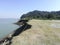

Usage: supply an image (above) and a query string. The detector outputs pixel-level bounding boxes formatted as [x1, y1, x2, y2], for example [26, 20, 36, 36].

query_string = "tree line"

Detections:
[20, 10, 60, 20]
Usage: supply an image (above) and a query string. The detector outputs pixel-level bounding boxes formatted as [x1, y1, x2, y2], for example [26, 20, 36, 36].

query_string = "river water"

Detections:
[0, 18, 19, 39]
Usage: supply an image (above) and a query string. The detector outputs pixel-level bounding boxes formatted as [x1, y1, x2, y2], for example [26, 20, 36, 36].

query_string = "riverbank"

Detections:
[0, 19, 60, 45]
[0, 20, 29, 45]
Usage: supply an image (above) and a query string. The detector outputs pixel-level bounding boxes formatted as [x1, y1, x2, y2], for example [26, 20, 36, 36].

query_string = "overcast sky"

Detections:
[0, 0, 60, 18]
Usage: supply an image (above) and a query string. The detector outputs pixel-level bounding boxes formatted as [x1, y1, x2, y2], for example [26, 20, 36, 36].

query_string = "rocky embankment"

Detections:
[0, 20, 31, 45]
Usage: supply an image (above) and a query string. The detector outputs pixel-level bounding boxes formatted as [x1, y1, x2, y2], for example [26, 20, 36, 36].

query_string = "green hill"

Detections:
[21, 10, 60, 20]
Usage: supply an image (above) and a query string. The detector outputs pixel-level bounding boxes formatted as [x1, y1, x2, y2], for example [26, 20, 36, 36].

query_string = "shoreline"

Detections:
[0, 20, 29, 45]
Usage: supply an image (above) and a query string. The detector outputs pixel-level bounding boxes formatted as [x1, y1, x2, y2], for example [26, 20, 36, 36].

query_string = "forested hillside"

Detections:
[21, 10, 60, 20]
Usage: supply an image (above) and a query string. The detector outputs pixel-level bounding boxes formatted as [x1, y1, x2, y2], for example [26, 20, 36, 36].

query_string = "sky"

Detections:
[0, 0, 60, 18]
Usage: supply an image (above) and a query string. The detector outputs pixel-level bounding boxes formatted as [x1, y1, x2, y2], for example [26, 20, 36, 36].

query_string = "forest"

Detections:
[21, 10, 60, 20]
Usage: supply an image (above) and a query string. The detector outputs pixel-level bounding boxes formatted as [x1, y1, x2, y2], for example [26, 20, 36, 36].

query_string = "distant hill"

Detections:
[20, 10, 60, 20]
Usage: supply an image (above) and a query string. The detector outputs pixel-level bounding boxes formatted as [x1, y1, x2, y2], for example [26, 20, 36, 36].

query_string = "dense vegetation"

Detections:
[20, 10, 60, 20]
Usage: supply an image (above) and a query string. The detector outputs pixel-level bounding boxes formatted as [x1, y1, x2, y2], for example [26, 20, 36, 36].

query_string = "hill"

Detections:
[21, 10, 60, 20]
